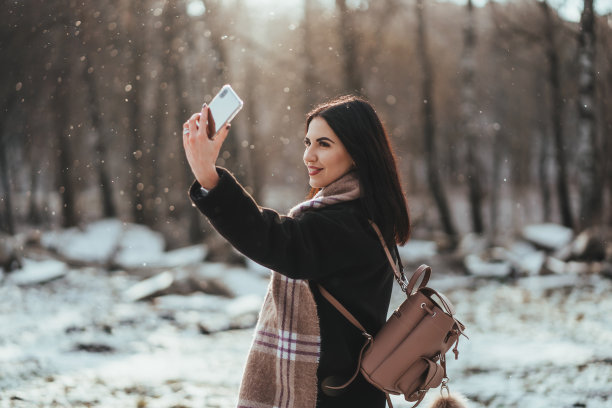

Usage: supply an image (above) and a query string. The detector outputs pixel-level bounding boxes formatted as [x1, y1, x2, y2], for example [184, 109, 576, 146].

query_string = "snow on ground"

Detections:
[2, 220, 611, 407]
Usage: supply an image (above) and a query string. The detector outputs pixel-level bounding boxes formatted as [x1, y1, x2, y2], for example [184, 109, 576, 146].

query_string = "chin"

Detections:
[308, 179, 324, 189]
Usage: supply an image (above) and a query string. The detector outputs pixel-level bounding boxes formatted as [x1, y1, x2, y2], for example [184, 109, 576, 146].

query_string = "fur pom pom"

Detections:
[427, 393, 469, 408]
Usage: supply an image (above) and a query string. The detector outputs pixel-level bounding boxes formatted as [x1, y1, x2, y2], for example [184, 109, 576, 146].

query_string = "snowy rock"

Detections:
[426, 275, 475, 293]
[522, 223, 573, 251]
[226, 294, 263, 329]
[245, 258, 272, 278]
[0, 233, 22, 271]
[154, 293, 230, 312]
[464, 254, 511, 278]
[40, 219, 124, 265]
[457, 233, 488, 257]
[40, 219, 208, 271]
[569, 227, 608, 261]
[397, 240, 437, 264]
[9, 258, 68, 286]
[113, 224, 166, 269]
[124, 272, 174, 302]
[517, 274, 595, 293]
[497, 242, 546, 276]
[544, 257, 603, 275]
[150, 245, 207, 268]
[225, 294, 263, 318]
[197, 314, 233, 334]
[195, 263, 270, 298]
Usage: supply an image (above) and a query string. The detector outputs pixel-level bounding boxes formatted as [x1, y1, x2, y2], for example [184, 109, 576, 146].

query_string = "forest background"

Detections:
[1, 0, 611, 254]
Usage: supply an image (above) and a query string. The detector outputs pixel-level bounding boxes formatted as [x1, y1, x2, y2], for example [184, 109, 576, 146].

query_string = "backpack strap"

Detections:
[368, 220, 408, 290]
[317, 284, 376, 394]
[317, 220, 404, 407]
[317, 285, 368, 334]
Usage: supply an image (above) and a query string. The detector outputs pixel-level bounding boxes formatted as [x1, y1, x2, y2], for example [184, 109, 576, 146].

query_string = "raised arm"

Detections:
[189, 168, 381, 281]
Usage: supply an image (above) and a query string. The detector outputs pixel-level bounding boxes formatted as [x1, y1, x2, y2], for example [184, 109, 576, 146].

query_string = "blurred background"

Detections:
[1, 0, 611, 248]
[1, 1, 612, 407]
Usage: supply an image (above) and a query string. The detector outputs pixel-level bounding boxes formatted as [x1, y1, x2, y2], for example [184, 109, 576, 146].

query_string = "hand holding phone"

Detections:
[206, 84, 243, 137]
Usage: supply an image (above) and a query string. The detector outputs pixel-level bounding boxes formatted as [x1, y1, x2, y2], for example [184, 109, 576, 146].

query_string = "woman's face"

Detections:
[303, 117, 354, 189]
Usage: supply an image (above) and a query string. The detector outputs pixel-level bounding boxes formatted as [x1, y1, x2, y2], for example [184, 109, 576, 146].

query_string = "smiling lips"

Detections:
[308, 166, 323, 176]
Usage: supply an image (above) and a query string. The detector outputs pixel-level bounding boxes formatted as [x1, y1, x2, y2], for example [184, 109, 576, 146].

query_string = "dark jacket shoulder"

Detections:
[190, 168, 384, 282]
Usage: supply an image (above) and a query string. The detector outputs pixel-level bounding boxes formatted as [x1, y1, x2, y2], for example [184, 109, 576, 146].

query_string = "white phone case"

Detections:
[208, 84, 244, 134]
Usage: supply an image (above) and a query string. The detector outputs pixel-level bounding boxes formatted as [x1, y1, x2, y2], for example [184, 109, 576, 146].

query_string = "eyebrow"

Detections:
[304, 136, 336, 144]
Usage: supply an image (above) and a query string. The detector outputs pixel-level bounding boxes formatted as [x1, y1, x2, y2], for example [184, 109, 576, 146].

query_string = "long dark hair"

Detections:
[306, 95, 410, 245]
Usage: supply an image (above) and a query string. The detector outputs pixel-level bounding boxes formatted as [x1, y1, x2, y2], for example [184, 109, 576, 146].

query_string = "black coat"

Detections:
[189, 168, 394, 408]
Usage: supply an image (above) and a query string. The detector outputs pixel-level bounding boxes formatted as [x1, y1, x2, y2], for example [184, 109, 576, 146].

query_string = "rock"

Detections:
[113, 224, 166, 269]
[543, 257, 603, 275]
[226, 294, 263, 330]
[124, 272, 174, 302]
[497, 242, 546, 276]
[40, 219, 124, 265]
[245, 258, 272, 278]
[602, 264, 612, 280]
[9, 259, 68, 286]
[204, 234, 246, 266]
[464, 253, 511, 278]
[73, 343, 115, 353]
[397, 240, 438, 264]
[0, 233, 22, 271]
[226, 294, 263, 318]
[150, 245, 207, 269]
[522, 224, 573, 251]
[197, 314, 232, 334]
[154, 293, 230, 312]
[569, 227, 608, 261]
[195, 263, 270, 298]
[517, 274, 595, 293]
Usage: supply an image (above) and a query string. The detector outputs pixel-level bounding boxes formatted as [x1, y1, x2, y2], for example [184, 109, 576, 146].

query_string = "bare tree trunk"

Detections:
[606, 53, 612, 226]
[336, 0, 362, 94]
[0, 140, 15, 234]
[540, 0, 574, 229]
[53, 73, 78, 228]
[152, 0, 176, 225]
[415, 0, 458, 247]
[303, 0, 317, 111]
[488, 125, 502, 245]
[576, 0, 600, 229]
[460, 0, 484, 234]
[27, 168, 43, 225]
[534, 75, 552, 222]
[203, 0, 241, 178]
[235, 63, 261, 202]
[126, 1, 146, 225]
[83, 60, 116, 218]
[0, 94, 17, 234]
[537, 128, 552, 223]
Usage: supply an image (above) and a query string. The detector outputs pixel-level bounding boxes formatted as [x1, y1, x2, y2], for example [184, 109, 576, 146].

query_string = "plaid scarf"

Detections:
[237, 171, 360, 408]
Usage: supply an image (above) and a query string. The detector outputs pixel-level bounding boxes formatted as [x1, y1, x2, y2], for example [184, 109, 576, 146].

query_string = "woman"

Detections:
[182, 95, 410, 408]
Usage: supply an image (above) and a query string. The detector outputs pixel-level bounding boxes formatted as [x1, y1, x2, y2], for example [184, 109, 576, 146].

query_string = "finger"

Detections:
[213, 123, 231, 148]
[206, 106, 216, 139]
[188, 113, 198, 137]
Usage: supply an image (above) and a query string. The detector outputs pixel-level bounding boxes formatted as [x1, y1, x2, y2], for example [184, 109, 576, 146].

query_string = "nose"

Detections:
[303, 144, 316, 164]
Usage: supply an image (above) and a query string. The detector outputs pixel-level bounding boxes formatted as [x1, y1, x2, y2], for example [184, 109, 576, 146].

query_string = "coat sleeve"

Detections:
[189, 168, 381, 281]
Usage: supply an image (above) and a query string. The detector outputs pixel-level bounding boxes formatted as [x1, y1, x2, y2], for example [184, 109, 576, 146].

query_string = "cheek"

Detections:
[331, 150, 353, 171]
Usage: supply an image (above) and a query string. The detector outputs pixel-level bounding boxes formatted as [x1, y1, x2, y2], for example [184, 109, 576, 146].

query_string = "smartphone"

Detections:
[207, 84, 243, 135]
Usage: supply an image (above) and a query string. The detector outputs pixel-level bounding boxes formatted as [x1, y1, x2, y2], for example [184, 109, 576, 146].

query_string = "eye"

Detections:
[304, 138, 311, 147]
[318, 141, 330, 148]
